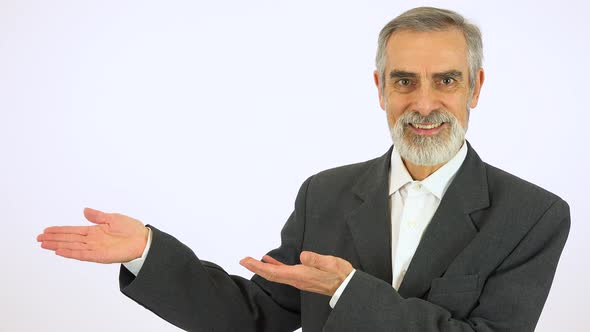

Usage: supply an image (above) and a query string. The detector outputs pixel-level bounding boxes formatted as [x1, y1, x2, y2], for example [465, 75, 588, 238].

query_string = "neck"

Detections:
[402, 159, 445, 181]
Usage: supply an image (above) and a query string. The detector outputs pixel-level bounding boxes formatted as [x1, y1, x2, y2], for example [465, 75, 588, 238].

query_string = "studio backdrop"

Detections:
[1, 0, 588, 331]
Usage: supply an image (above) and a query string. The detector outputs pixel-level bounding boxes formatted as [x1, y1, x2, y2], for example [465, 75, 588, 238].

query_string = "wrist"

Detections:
[133, 226, 150, 260]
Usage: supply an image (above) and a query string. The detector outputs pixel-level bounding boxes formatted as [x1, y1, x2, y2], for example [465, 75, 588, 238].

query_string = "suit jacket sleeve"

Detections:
[323, 198, 570, 332]
[118, 176, 314, 332]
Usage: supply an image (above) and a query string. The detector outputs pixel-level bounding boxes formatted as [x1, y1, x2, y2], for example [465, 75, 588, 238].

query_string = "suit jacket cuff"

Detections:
[122, 226, 153, 276]
[324, 269, 404, 331]
[329, 269, 356, 308]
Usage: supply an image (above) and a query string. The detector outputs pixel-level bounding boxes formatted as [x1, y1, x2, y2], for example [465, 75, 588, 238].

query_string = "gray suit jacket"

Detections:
[119, 142, 570, 331]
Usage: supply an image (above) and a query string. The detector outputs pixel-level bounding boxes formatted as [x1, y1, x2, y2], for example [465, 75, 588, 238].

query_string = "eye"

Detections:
[397, 79, 412, 86]
[441, 77, 455, 85]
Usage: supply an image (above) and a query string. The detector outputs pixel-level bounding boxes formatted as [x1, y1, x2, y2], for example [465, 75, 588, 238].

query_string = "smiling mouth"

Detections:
[410, 122, 444, 129]
[408, 122, 447, 135]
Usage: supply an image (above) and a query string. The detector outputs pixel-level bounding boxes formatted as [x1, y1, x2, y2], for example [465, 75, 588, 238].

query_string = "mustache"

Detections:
[398, 110, 456, 125]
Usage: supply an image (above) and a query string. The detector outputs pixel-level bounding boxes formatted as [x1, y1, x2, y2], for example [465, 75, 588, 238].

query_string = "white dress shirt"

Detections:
[123, 226, 152, 276]
[125, 143, 468, 309]
[329, 142, 467, 307]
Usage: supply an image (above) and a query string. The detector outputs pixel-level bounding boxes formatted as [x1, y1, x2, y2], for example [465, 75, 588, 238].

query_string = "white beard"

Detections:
[390, 109, 467, 166]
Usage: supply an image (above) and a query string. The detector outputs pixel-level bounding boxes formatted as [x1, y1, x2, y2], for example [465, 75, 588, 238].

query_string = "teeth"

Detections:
[412, 122, 442, 129]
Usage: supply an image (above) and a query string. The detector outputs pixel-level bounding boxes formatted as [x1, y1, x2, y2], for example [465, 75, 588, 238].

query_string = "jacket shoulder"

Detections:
[484, 162, 568, 213]
[309, 155, 383, 191]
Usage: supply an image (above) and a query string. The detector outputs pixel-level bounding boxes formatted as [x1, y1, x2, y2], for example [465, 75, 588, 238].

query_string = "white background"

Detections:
[1, 0, 588, 331]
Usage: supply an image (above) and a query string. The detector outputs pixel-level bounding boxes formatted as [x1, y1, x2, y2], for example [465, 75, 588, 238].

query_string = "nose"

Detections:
[412, 83, 442, 116]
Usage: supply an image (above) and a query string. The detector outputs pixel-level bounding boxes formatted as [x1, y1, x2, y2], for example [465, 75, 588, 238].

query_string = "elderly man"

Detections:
[37, 7, 569, 332]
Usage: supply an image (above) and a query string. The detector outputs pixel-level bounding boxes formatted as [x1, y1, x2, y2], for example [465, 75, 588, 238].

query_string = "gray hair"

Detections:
[376, 7, 483, 96]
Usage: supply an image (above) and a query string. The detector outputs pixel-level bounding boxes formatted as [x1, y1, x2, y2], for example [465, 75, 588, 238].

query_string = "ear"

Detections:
[374, 70, 386, 110]
[469, 68, 485, 109]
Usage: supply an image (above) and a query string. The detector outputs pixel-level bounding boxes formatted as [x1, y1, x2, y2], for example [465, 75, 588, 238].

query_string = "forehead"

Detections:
[385, 28, 468, 72]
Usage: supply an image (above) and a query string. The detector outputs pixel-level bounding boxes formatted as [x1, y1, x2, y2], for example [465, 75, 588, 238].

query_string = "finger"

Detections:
[241, 257, 332, 295]
[41, 226, 90, 236]
[37, 233, 88, 243]
[241, 257, 310, 284]
[83, 207, 110, 224]
[240, 257, 264, 271]
[41, 241, 89, 251]
[240, 257, 288, 282]
[55, 248, 96, 262]
[261, 255, 285, 266]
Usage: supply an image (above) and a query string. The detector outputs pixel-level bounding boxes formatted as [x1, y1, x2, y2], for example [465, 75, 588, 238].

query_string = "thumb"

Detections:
[83, 207, 110, 224]
[300, 251, 329, 269]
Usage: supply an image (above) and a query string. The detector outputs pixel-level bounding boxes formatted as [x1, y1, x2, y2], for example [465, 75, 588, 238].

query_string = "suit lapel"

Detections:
[397, 141, 490, 298]
[345, 146, 393, 284]
[344, 142, 490, 296]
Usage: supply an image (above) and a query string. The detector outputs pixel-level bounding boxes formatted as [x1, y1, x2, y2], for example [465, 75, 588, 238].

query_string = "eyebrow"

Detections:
[389, 69, 464, 81]
[389, 70, 417, 79]
[433, 70, 463, 81]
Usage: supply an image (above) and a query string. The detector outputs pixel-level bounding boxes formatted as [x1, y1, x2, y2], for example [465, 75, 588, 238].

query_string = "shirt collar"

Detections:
[389, 141, 468, 200]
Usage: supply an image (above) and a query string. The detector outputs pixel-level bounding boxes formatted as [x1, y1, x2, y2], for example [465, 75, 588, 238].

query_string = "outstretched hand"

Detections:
[37, 207, 149, 264]
[240, 251, 353, 296]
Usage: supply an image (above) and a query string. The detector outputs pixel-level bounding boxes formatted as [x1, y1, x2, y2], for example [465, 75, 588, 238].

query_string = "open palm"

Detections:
[37, 207, 149, 264]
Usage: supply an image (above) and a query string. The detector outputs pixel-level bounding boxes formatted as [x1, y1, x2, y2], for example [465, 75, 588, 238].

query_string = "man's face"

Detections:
[374, 28, 484, 166]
